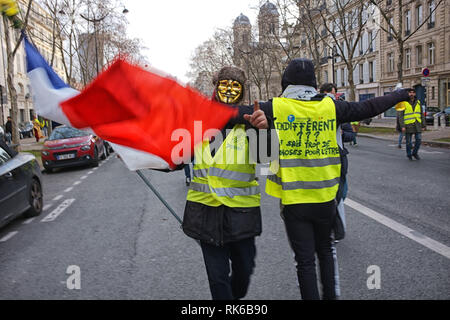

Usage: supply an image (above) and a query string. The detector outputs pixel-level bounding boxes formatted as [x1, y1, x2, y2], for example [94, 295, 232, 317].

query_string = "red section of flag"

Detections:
[60, 59, 237, 169]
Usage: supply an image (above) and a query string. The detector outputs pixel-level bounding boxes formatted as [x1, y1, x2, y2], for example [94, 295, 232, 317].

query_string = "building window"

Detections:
[369, 61, 374, 82]
[359, 64, 364, 84]
[416, 45, 423, 66]
[340, 68, 345, 87]
[324, 70, 329, 83]
[368, 31, 373, 52]
[428, 42, 435, 65]
[432, 86, 435, 100]
[428, 1, 436, 28]
[387, 17, 394, 41]
[387, 0, 392, 5]
[405, 9, 411, 34]
[416, 5, 423, 27]
[388, 53, 394, 72]
[405, 48, 411, 69]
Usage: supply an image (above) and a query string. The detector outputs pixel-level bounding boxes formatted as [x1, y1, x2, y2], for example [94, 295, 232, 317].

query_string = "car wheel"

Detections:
[100, 146, 107, 160]
[24, 178, 43, 217]
[91, 147, 99, 167]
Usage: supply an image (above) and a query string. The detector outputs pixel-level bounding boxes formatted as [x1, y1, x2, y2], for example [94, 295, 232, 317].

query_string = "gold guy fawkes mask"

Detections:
[216, 79, 243, 104]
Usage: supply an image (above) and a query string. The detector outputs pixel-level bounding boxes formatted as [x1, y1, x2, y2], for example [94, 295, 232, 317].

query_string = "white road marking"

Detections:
[23, 218, 36, 225]
[73, 181, 81, 186]
[43, 203, 53, 211]
[53, 195, 63, 201]
[80, 176, 88, 180]
[346, 199, 450, 260]
[0, 231, 19, 242]
[88, 171, 94, 174]
[64, 187, 73, 193]
[41, 199, 76, 223]
[388, 145, 443, 154]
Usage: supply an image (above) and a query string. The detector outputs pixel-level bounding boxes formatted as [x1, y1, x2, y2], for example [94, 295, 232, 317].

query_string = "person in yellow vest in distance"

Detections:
[182, 66, 269, 300]
[350, 121, 360, 146]
[241, 58, 411, 300]
[398, 89, 426, 160]
[32, 116, 43, 143]
[395, 100, 407, 148]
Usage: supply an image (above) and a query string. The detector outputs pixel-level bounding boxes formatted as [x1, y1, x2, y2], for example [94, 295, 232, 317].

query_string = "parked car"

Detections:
[444, 107, 450, 126]
[0, 140, 43, 228]
[41, 126, 106, 173]
[0, 126, 4, 143]
[19, 121, 34, 139]
[362, 118, 372, 125]
[424, 106, 441, 125]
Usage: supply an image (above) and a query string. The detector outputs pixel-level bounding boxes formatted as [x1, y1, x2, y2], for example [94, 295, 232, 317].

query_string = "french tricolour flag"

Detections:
[25, 36, 237, 171]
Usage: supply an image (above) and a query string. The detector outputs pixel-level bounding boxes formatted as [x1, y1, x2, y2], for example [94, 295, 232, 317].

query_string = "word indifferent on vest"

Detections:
[276, 118, 339, 157]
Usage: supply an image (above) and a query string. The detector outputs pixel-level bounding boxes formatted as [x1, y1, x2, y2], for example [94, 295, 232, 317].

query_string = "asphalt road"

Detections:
[0, 137, 449, 300]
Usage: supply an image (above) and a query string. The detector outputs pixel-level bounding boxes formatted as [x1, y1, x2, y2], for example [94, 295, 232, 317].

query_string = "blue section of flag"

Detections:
[24, 36, 69, 89]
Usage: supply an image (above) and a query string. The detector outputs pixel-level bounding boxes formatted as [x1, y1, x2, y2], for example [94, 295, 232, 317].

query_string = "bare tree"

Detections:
[369, 0, 444, 83]
[295, 0, 376, 101]
[3, 0, 33, 147]
[187, 28, 234, 95]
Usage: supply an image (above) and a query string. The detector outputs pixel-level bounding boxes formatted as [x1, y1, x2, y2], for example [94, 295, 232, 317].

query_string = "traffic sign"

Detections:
[422, 68, 430, 77]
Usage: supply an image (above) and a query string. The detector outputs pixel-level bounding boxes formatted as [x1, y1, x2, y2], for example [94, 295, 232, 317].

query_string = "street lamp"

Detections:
[326, 48, 340, 84]
[79, 7, 128, 75]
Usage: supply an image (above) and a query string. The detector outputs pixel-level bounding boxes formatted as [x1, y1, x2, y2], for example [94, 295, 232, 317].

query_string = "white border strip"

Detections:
[346, 199, 450, 260]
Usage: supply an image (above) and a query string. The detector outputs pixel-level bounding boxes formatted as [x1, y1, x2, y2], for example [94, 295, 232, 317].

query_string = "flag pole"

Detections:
[136, 170, 183, 225]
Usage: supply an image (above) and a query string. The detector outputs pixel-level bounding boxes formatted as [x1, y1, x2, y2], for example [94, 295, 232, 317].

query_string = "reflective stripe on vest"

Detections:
[404, 101, 422, 125]
[187, 124, 261, 208]
[266, 97, 341, 205]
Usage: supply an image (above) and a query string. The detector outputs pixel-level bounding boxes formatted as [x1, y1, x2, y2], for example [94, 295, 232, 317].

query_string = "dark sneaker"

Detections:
[185, 177, 191, 186]
[413, 154, 421, 160]
[407, 156, 413, 161]
[398, 145, 402, 149]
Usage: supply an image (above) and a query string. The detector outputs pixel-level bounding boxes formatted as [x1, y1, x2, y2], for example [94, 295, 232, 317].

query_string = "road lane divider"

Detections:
[0, 231, 19, 242]
[64, 187, 73, 193]
[23, 218, 36, 225]
[41, 199, 76, 223]
[346, 199, 450, 260]
[53, 195, 63, 201]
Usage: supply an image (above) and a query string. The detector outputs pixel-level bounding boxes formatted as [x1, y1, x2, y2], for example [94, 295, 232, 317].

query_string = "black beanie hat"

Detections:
[281, 58, 317, 91]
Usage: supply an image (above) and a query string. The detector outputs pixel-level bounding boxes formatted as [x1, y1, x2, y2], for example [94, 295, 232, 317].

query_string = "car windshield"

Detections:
[49, 127, 90, 141]
[426, 107, 440, 112]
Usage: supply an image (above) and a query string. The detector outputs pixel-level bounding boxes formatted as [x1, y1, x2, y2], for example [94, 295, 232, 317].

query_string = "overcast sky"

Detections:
[125, 0, 259, 83]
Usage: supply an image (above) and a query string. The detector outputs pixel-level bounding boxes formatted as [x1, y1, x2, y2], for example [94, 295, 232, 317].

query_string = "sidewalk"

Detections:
[17, 136, 45, 170]
[359, 118, 450, 149]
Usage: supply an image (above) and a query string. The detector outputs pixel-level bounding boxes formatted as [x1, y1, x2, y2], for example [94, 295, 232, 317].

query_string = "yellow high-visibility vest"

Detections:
[186, 124, 260, 208]
[404, 101, 422, 125]
[266, 97, 341, 205]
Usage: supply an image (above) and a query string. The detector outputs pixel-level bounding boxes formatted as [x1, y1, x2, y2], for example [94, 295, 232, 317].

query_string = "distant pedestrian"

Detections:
[395, 102, 406, 148]
[184, 163, 191, 186]
[398, 89, 426, 160]
[33, 116, 43, 142]
[350, 121, 360, 146]
[5, 116, 12, 143]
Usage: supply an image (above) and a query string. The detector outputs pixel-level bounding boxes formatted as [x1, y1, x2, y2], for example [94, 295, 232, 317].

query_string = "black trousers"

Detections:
[282, 200, 337, 300]
[200, 237, 256, 300]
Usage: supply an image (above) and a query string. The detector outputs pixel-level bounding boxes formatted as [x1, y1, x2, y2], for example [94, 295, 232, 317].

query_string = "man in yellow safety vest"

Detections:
[398, 89, 426, 160]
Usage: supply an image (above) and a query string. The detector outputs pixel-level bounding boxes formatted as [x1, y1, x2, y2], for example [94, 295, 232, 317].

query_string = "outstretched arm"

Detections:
[335, 89, 410, 124]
